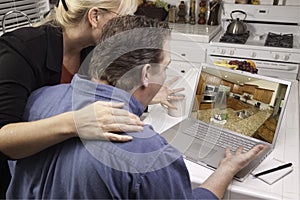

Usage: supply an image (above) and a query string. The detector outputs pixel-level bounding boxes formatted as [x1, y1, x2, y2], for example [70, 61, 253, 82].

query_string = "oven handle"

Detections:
[255, 65, 297, 71]
[207, 55, 299, 71]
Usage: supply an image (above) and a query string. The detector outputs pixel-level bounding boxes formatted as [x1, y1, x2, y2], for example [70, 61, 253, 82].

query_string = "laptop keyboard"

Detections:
[183, 120, 257, 152]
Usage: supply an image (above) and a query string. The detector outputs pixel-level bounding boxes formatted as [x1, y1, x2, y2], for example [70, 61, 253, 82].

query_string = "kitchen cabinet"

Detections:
[205, 74, 222, 86]
[169, 34, 207, 102]
[243, 84, 258, 94]
[253, 88, 274, 104]
[199, 103, 214, 110]
[255, 117, 277, 143]
[168, 24, 221, 113]
[196, 72, 222, 94]
[170, 40, 207, 64]
[227, 97, 249, 110]
[169, 24, 221, 73]
[196, 72, 207, 95]
[232, 84, 243, 94]
[221, 80, 234, 92]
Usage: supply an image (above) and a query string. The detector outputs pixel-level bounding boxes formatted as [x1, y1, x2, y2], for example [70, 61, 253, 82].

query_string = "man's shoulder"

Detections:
[24, 84, 72, 121]
[85, 125, 182, 174]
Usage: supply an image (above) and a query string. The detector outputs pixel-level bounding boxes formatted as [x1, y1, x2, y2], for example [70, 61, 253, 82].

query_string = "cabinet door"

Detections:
[168, 60, 201, 114]
[232, 84, 243, 94]
[253, 89, 263, 102]
[261, 90, 274, 104]
[253, 88, 273, 104]
[196, 72, 207, 95]
[243, 84, 257, 94]
[222, 80, 234, 92]
[170, 40, 206, 63]
[204, 73, 222, 86]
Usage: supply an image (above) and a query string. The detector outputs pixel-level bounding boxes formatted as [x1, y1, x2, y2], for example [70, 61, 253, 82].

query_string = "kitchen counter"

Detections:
[169, 23, 221, 43]
[197, 106, 273, 137]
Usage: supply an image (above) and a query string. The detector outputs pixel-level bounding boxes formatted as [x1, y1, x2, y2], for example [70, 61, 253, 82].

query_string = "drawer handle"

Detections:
[181, 53, 186, 57]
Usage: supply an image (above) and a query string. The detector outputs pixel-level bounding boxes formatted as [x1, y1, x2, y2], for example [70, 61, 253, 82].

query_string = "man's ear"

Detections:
[141, 64, 151, 87]
[87, 7, 99, 29]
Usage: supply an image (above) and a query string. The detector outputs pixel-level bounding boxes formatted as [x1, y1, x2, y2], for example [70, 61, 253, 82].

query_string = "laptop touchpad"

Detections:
[185, 139, 225, 166]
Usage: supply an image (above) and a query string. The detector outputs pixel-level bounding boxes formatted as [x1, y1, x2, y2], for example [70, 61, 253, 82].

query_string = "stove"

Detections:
[264, 32, 293, 48]
[220, 31, 250, 44]
[202, 4, 300, 197]
[207, 4, 300, 80]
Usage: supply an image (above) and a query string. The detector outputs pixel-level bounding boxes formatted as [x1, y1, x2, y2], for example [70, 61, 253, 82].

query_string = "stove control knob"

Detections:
[283, 55, 290, 61]
[229, 50, 234, 55]
[220, 49, 226, 54]
[250, 52, 256, 58]
[274, 54, 279, 59]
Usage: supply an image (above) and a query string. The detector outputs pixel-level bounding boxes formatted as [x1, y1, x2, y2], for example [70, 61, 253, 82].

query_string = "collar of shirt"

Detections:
[70, 74, 145, 117]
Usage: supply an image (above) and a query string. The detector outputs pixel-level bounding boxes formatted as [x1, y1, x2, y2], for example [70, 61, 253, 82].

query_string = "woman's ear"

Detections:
[141, 64, 151, 87]
[87, 7, 99, 29]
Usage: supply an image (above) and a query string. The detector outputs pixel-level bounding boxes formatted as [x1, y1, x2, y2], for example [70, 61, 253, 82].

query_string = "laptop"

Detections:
[161, 63, 291, 181]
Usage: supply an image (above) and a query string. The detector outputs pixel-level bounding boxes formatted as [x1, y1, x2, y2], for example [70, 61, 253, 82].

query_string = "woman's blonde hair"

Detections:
[36, 0, 137, 28]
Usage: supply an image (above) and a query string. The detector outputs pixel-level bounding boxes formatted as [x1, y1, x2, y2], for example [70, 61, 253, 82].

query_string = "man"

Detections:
[7, 15, 266, 199]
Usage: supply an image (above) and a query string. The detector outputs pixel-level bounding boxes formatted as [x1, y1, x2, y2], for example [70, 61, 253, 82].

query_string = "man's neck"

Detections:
[92, 79, 108, 85]
[91, 78, 148, 109]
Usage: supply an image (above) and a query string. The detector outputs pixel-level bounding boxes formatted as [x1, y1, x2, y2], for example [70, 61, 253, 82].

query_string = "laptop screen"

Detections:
[191, 64, 291, 145]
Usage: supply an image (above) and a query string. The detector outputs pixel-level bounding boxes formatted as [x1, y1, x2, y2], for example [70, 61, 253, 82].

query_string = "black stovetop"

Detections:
[219, 31, 250, 44]
[264, 32, 293, 48]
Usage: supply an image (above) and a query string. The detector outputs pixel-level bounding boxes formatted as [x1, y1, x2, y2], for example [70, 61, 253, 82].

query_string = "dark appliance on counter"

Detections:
[201, 84, 219, 103]
[204, 84, 219, 93]
[255, 102, 261, 108]
[202, 92, 218, 103]
[233, 95, 241, 100]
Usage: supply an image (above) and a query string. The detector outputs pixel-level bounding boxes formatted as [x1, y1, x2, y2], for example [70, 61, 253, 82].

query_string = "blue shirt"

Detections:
[7, 74, 217, 199]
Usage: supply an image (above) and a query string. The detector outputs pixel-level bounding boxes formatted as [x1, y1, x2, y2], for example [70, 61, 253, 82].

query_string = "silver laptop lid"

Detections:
[191, 63, 292, 147]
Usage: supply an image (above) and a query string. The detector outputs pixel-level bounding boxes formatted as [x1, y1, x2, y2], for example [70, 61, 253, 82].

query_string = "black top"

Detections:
[0, 25, 93, 128]
[0, 24, 93, 197]
[0, 25, 93, 158]
[0, 25, 63, 128]
[0, 24, 63, 197]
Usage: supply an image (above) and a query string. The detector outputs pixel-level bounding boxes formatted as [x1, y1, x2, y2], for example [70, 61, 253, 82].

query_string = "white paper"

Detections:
[251, 157, 293, 185]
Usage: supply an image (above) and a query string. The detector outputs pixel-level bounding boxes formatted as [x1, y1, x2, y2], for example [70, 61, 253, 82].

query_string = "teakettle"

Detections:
[226, 10, 247, 34]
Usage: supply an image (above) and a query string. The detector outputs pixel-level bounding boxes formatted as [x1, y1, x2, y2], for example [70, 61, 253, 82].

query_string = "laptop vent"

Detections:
[0, 0, 49, 35]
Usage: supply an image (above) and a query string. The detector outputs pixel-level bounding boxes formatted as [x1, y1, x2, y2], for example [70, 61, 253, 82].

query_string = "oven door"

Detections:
[207, 55, 300, 80]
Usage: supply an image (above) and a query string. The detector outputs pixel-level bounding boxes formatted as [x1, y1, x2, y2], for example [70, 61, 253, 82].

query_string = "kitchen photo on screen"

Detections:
[193, 67, 288, 143]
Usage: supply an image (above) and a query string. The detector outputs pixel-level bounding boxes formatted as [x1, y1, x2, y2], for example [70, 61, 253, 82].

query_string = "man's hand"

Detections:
[200, 144, 268, 199]
[73, 101, 144, 142]
[219, 145, 268, 175]
[150, 76, 184, 109]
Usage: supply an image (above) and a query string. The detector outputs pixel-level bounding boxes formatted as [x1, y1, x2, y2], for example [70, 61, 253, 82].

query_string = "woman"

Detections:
[0, 0, 184, 196]
[0, 0, 144, 158]
[0, 0, 184, 195]
[0, 0, 141, 197]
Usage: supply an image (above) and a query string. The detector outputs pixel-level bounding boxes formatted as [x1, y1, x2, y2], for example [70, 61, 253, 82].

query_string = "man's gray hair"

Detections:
[89, 15, 170, 91]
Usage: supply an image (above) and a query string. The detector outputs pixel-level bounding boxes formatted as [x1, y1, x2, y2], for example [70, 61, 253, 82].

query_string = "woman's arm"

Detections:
[0, 37, 144, 160]
[0, 101, 144, 160]
[0, 112, 74, 159]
